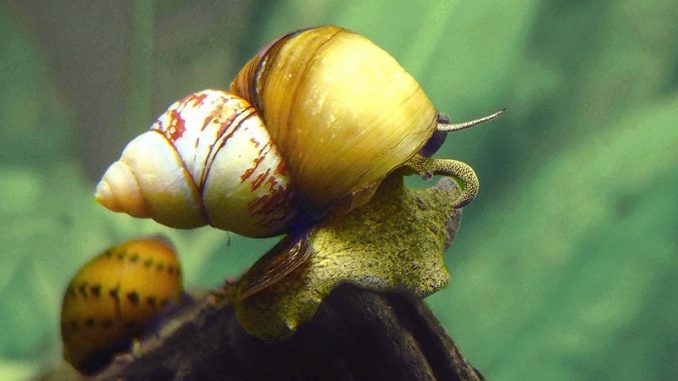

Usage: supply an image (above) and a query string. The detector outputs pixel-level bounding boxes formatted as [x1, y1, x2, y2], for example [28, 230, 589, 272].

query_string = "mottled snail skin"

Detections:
[231, 25, 438, 214]
[96, 90, 298, 237]
[60, 237, 182, 374]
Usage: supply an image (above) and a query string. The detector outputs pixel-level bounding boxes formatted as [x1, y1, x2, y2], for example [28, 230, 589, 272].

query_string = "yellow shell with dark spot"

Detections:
[60, 237, 182, 374]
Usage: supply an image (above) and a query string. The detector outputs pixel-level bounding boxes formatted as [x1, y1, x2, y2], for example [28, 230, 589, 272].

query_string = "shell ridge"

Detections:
[115, 158, 151, 216]
[280, 28, 343, 171]
[198, 105, 254, 192]
[150, 130, 209, 225]
[239, 139, 274, 184]
[199, 109, 258, 227]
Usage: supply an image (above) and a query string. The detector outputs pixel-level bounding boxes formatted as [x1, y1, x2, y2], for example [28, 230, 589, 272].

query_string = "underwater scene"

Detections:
[0, 1, 676, 380]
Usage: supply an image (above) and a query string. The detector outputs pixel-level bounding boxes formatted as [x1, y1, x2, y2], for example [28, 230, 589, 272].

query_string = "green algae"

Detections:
[233, 173, 462, 339]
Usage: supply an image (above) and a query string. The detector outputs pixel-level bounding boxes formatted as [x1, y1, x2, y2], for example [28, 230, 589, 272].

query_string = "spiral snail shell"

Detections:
[60, 237, 182, 373]
[96, 90, 297, 237]
[230, 25, 438, 213]
[96, 25, 503, 237]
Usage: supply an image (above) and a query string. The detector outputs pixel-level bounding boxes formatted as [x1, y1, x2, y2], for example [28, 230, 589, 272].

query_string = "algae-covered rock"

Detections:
[233, 174, 462, 339]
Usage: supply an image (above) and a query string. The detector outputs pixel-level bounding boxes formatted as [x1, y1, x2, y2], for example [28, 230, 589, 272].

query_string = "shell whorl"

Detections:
[230, 25, 439, 214]
[95, 90, 298, 237]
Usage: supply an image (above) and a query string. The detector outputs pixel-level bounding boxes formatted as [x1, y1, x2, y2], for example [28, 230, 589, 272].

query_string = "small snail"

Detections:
[96, 25, 503, 237]
[60, 237, 183, 374]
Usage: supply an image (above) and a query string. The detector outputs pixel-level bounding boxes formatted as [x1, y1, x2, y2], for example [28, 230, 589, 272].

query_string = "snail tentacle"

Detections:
[405, 154, 479, 209]
[437, 108, 506, 133]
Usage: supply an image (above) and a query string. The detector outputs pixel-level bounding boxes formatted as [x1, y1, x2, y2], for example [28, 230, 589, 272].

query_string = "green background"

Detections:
[1, 1, 676, 380]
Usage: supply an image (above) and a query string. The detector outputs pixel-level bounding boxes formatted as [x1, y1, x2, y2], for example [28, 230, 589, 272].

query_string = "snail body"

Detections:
[96, 25, 503, 237]
[60, 237, 183, 373]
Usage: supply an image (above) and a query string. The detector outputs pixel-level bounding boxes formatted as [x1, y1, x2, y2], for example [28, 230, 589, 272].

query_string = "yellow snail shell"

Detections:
[60, 237, 182, 373]
[230, 25, 437, 213]
[96, 90, 298, 237]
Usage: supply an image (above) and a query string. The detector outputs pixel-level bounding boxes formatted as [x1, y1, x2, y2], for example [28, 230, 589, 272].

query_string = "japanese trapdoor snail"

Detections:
[95, 25, 503, 279]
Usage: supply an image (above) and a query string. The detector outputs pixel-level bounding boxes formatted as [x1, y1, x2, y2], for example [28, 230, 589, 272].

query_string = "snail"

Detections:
[95, 25, 503, 238]
[60, 237, 183, 374]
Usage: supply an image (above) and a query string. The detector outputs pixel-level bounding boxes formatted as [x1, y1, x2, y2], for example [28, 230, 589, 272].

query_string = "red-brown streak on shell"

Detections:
[215, 106, 252, 137]
[155, 92, 211, 142]
[240, 141, 272, 183]
[250, 168, 271, 191]
[166, 109, 186, 142]
[174, 92, 208, 109]
[193, 97, 237, 162]
[252, 179, 287, 208]
[200, 114, 215, 133]
[247, 185, 294, 226]
[190, 97, 228, 164]
[273, 158, 288, 176]
[198, 109, 256, 194]
[201, 97, 237, 132]
[264, 176, 280, 191]
[186, 92, 208, 107]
